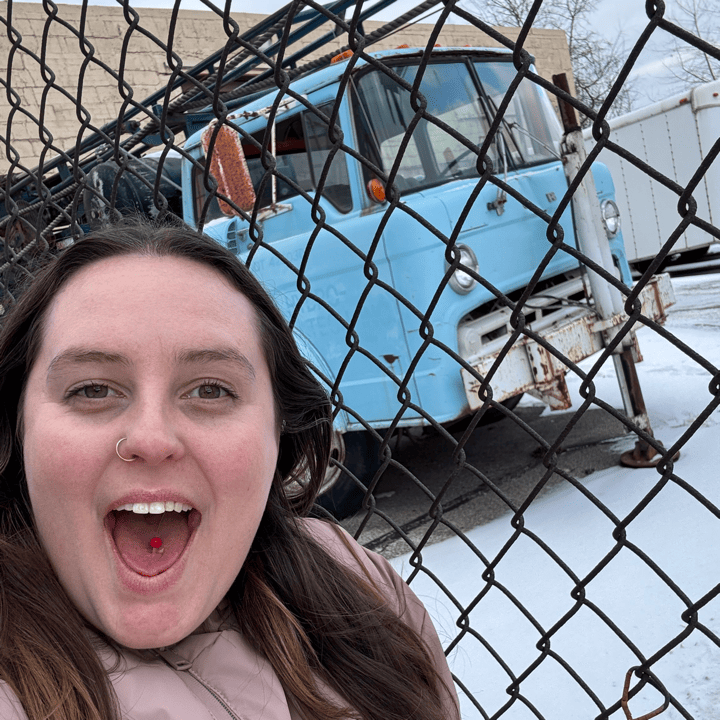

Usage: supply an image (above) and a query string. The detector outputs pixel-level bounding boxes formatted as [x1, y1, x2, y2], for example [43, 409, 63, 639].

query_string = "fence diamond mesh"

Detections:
[2, 0, 720, 718]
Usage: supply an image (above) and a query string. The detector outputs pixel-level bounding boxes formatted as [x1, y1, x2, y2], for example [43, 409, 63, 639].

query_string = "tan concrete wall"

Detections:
[0, 2, 573, 175]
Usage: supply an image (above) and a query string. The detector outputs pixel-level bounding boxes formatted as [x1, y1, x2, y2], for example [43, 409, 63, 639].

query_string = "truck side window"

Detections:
[194, 103, 351, 222]
[243, 114, 314, 207]
[303, 106, 353, 213]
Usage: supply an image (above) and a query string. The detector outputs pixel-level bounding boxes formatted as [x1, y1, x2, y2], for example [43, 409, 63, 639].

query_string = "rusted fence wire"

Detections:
[2, 0, 719, 718]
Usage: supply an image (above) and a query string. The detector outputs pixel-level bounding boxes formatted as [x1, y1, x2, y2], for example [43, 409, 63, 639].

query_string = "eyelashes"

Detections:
[183, 380, 238, 400]
[65, 379, 239, 403]
[65, 383, 121, 400]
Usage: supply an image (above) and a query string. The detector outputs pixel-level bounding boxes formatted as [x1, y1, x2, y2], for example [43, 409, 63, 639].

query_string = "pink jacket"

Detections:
[0, 520, 460, 719]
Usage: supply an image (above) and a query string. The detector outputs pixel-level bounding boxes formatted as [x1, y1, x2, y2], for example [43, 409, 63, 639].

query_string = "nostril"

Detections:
[116, 434, 184, 466]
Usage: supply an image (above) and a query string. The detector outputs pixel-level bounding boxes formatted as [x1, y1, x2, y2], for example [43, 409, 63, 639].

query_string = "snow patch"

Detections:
[392, 274, 720, 719]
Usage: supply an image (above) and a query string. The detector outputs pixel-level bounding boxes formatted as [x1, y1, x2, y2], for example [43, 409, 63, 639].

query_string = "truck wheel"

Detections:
[317, 431, 382, 520]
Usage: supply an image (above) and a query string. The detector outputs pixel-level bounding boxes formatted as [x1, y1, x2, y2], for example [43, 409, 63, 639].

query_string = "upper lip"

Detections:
[105, 492, 198, 516]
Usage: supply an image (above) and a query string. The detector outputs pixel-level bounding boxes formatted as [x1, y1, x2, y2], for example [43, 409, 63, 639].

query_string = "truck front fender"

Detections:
[292, 328, 350, 432]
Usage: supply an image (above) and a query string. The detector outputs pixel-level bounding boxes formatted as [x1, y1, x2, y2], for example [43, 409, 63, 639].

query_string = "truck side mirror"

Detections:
[201, 122, 256, 215]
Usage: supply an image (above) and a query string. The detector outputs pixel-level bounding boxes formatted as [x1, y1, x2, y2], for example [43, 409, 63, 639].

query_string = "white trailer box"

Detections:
[585, 80, 720, 265]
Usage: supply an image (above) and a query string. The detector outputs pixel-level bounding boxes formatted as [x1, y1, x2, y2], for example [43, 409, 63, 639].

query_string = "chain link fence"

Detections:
[2, 0, 720, 718]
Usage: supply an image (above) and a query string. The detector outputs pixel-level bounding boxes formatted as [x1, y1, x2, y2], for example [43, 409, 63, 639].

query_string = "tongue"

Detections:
[111, 511, 191, 576]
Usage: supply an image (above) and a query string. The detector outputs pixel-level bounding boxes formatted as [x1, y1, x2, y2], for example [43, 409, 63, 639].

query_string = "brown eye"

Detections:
[83, 385, 109, 399]
[186, 382, 234, 401]
[197, 384, 222, 399]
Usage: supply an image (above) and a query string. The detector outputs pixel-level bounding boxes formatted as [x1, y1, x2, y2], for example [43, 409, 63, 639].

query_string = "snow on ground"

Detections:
[391, 273, 720, 720]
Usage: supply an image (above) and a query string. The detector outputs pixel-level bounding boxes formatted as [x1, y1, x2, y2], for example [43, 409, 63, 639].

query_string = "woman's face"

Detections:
[21, 255, 279, 649]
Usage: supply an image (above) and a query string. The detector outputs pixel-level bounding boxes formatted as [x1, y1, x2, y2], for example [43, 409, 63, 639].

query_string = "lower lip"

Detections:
[105, 517, 200, 596]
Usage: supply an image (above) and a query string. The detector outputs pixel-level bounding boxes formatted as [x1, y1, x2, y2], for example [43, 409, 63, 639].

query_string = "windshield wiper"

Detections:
[507, 122, 561, 160]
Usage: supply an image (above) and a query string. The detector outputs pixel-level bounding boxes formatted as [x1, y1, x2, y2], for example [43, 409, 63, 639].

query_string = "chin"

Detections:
[103, 600, 206, 650]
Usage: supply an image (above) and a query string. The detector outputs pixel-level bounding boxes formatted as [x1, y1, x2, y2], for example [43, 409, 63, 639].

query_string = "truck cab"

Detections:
[176, 47, 644, 515]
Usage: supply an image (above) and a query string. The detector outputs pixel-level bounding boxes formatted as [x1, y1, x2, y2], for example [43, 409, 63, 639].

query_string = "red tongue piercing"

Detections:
[150, 513, 164, 554]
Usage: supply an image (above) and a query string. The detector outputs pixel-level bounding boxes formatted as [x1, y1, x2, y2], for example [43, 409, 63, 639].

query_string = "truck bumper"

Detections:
[460, 273, 676, 411]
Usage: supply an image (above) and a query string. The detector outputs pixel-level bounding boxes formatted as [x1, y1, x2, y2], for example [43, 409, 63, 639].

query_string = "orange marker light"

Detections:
[331, 49, 354, 64]
[367, 179, 386, 203]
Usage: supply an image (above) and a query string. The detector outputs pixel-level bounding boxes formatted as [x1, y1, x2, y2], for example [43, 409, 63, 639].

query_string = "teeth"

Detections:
[114, 502, 193, 513]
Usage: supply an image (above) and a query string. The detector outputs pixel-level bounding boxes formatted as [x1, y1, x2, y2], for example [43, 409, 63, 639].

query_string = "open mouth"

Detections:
[105, 502, 201, 577]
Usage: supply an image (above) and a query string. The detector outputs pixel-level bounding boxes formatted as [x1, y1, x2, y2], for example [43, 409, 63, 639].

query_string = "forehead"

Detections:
[38, 254, 262, 359]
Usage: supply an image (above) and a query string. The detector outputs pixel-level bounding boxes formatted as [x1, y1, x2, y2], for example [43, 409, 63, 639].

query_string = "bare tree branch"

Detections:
[463, 0, 637, 125]
[664, 0, 719, 87]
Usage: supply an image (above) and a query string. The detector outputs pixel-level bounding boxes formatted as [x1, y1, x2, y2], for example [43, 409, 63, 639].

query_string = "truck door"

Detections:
[352, 56, 581, 421]
[190, 99, 422, 429]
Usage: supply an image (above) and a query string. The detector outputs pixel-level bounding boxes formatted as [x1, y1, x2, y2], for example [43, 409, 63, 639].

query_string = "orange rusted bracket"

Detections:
[619, 437, 680, 469]
[616, 346, 680, 468]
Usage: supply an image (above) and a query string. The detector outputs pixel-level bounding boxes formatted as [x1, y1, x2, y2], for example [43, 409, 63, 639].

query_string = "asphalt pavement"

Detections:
[341, 404, 632, 559]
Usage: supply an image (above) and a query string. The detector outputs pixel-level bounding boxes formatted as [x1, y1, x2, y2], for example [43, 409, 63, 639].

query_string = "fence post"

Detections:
[552, 73, 669, 468]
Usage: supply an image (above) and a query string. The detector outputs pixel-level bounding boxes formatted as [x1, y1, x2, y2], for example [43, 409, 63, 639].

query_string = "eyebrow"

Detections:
[46, 347, 256, 380]
[47, 349, 131, 379]
[175, 348, 256, 379]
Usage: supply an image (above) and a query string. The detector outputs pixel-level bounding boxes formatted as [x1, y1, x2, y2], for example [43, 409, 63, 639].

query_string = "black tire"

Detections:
[317, 430, 383, 520]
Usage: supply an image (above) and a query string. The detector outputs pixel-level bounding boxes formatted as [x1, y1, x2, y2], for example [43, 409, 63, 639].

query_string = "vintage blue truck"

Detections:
[80, 46, 672, 516]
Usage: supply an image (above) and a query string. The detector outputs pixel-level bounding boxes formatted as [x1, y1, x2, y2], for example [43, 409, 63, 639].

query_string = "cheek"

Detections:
[225, 444, 277, 496]
[23, 422, 104, 515]
[206, 431, 279, 506]
[21, 435, 92, 581]
[23, 428, 55, 509]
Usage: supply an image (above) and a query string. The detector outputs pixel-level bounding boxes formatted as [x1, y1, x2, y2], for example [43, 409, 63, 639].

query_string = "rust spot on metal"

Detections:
[620, 668, 669, 719]
[383, 354, 399, 364]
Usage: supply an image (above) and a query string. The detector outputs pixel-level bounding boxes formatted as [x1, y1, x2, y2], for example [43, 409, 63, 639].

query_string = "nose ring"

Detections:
[116, 438, 136, 462]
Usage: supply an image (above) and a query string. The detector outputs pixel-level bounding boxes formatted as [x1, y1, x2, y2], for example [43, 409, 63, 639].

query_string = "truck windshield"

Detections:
[473, 61, 558, 165]
[353, 58, 558, 195]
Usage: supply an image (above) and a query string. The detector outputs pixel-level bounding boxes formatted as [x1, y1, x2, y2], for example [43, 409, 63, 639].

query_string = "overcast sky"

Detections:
[21, 0, 698, 108]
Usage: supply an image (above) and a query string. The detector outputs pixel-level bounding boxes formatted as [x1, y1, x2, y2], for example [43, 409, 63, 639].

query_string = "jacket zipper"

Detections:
[156, 648, 241, 720]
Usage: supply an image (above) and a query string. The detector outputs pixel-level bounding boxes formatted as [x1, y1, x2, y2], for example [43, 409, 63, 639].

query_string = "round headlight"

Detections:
[448, 244, 479, 294]
[601, 199, 620, 237]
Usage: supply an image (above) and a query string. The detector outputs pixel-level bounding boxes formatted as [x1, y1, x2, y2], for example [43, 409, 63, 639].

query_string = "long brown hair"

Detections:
[0, 218, 454, 720]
